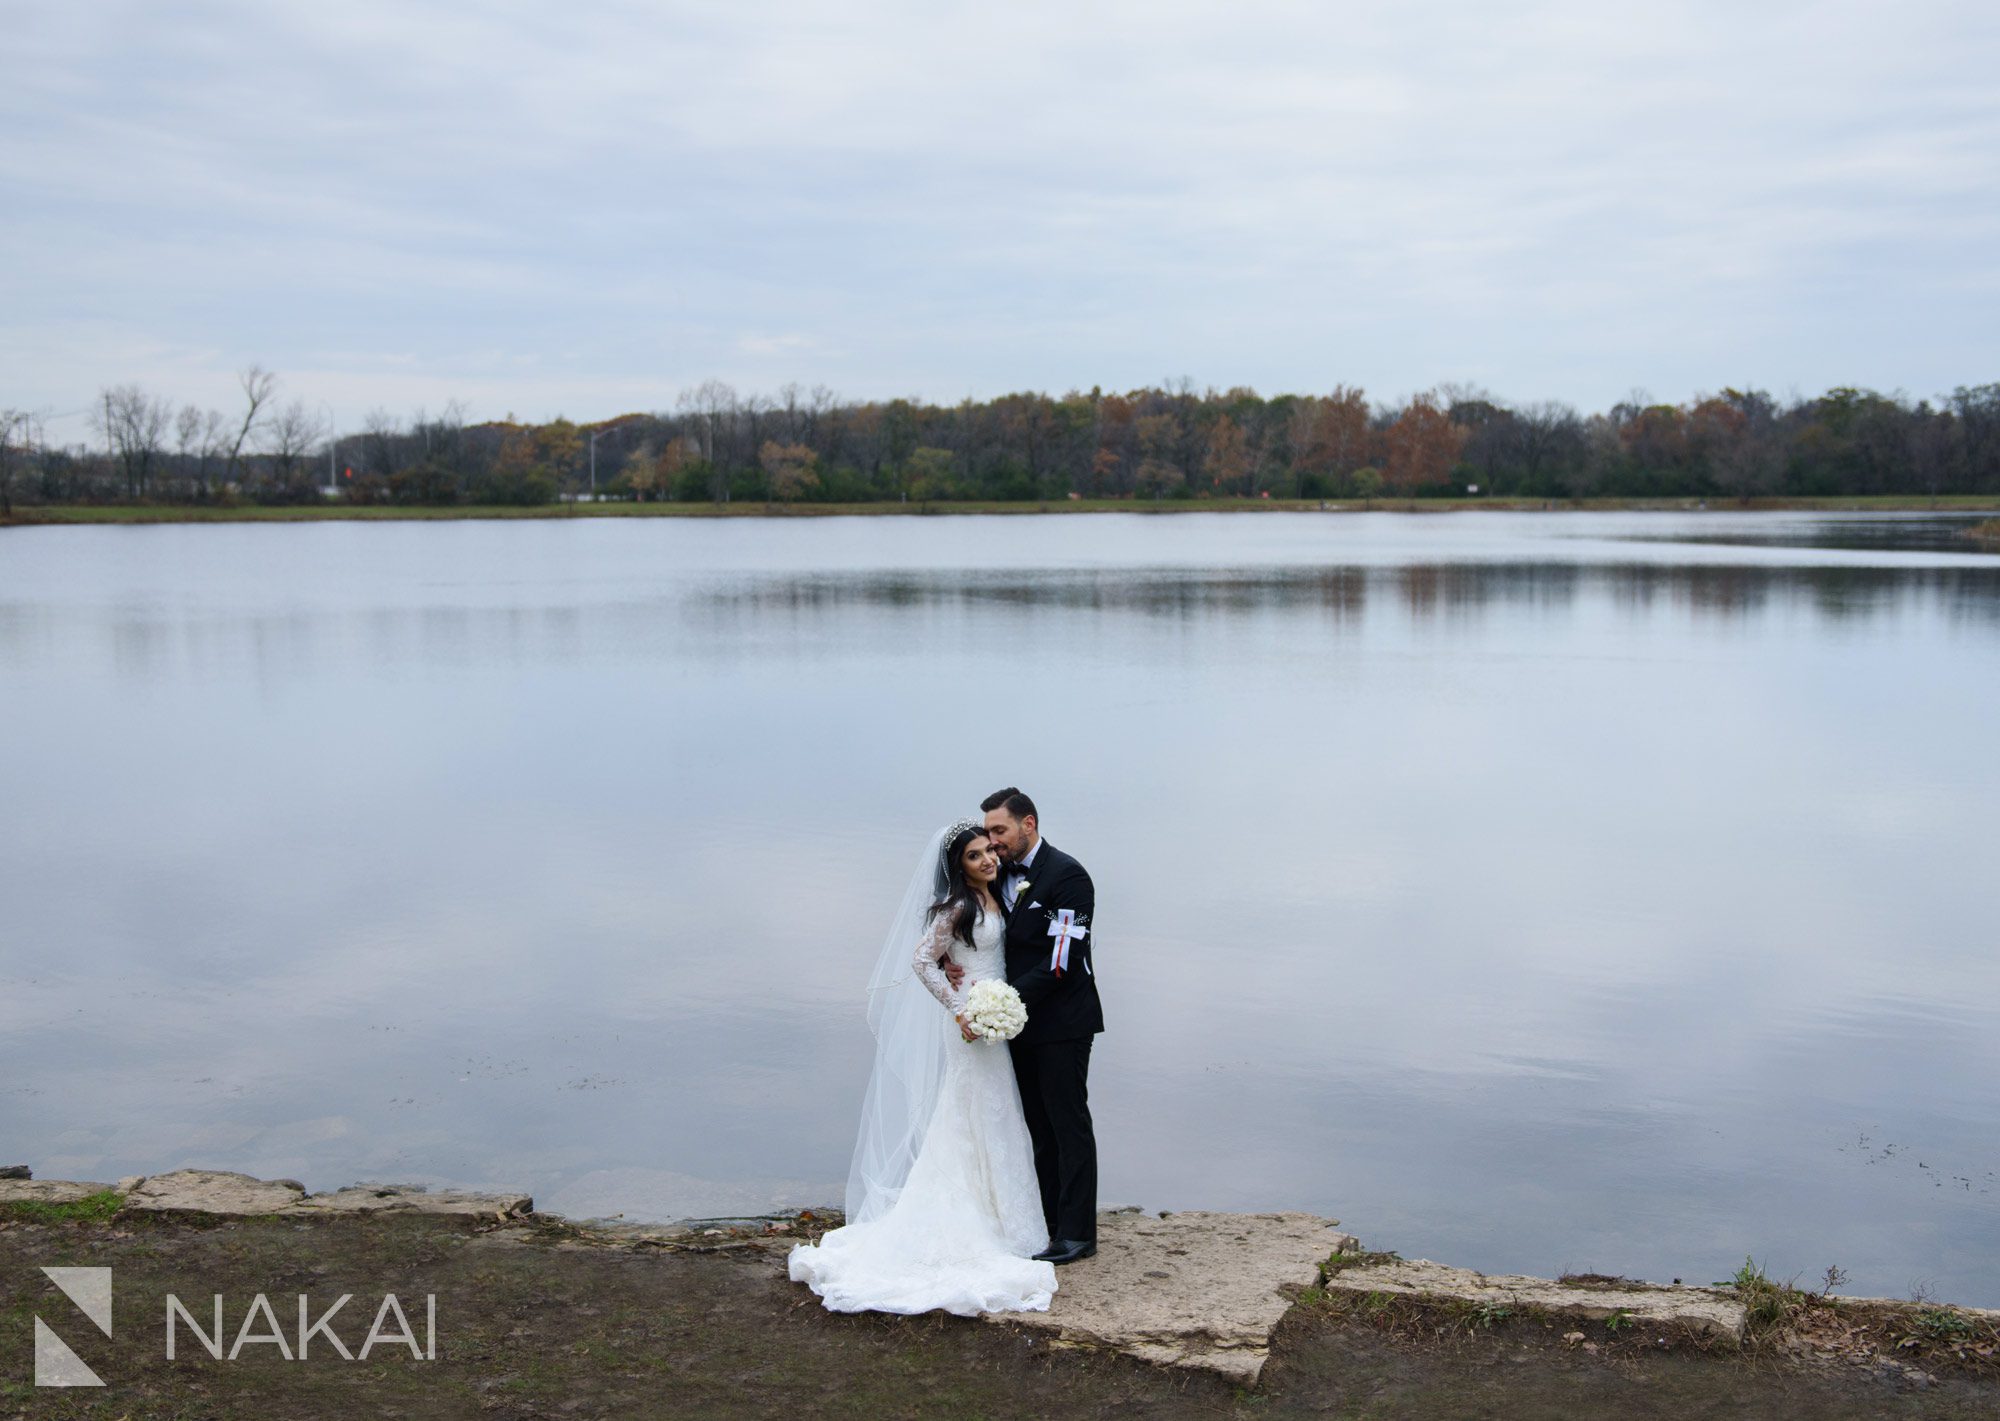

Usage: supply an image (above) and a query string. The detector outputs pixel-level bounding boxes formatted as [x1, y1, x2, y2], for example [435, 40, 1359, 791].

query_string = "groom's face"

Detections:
[983, 808, 1035, 861]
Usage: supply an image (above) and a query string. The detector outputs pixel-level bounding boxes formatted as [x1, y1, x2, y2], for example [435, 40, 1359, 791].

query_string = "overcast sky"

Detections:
[5, 0, 1997, 438]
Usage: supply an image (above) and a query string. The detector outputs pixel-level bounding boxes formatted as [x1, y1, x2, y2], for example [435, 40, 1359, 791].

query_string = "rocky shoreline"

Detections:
[7, 1162, 1996, 1398]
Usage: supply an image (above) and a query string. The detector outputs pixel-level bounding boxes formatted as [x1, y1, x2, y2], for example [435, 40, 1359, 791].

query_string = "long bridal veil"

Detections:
[844, 824, 960, 1224]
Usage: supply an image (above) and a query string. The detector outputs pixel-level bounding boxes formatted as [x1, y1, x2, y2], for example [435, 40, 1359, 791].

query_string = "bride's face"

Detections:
[960, 835, 1000, 888]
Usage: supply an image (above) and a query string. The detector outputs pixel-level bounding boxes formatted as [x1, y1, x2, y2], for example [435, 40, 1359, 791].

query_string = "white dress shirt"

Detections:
[1002, 839, 1042, 912]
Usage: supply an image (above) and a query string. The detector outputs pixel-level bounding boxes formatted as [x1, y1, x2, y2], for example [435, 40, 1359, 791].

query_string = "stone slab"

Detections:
[294, 1183, 533, 1217]
[124, 1169, 308, 1214]
[9, 1168, 536, 1220]
[1320, 1257, 1747, 1342]
[0, 1178, 117, 1205]
[980, 1209, 1356, 1385]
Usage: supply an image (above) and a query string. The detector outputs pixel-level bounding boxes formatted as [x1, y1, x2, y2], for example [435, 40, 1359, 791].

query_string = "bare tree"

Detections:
[225, 364, 277, 486]
[1708, 390, 1786, 501]
[96, 384, 172, 499]
[675, 379, 739, 501]
[264, 399, 327, 490]
[360, 409, 406, 481]
[0, 407, 41, 517]
[410, 399, 469, 475]
[777, 382, 805, 442]
[172, 404, 229, 499]
[1511, 401, 1586, 489]
[1947, 384, 2000, 489]
[174, 404, 204, 497]
[1906, 401, 1953, 504]
[198, 409, 227, 495]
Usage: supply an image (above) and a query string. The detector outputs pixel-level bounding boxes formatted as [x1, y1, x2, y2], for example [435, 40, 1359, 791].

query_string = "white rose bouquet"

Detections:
[961, 978, 1028, 1041]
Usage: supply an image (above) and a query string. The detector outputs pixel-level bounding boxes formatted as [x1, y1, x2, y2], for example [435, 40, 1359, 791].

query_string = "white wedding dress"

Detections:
[788, 906, 1058, 1315]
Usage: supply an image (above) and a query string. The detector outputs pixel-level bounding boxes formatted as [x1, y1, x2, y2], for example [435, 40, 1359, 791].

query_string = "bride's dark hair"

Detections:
[927, 822, 992, 948]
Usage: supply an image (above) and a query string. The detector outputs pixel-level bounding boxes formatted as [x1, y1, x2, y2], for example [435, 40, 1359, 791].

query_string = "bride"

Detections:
[788, 820, 1058, 1315]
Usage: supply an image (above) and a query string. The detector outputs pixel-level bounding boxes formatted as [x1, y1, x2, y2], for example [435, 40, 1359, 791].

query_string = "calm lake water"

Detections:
[3, 510, 1997, 1304]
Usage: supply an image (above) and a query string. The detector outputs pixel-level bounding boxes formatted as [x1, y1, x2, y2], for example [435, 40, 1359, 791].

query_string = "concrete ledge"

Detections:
[1319, 1257, 1747, 1342]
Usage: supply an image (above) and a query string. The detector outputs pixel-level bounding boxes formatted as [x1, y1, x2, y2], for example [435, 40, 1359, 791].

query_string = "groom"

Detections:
[947, 787, 1102, 1264]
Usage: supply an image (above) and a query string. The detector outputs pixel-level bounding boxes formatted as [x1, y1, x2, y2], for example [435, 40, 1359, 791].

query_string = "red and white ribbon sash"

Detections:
[1046, 909, 1088, 975]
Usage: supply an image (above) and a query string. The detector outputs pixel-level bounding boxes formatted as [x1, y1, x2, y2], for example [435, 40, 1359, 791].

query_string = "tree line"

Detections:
[5, 373, 1999, 515]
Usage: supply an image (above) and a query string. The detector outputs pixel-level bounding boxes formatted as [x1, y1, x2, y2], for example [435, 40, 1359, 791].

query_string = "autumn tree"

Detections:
[760, 440, 820, 502]
[1696, 390, 1782, 501]
[1135, 413, 1179, 469]
[903, 446, 955, 501]
[1619, 403, 1690, 484]
[1134, 458, 1186, 499]
[995, 392, 1056, 491]
[1379, 393, 1466, 495]
[1290, 387, 1370, 492]
[537, 418, 583, 497]
[619, 441, 661, 500]
[1089, 393, 1137, 495]
[37, 375, 2000, 507]
[483, 427, 555, 505]
[1202, 414, 1252, 495]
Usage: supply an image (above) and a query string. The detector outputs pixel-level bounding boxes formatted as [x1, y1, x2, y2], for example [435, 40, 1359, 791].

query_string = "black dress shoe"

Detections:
[1032, 1239, 1097, 1265]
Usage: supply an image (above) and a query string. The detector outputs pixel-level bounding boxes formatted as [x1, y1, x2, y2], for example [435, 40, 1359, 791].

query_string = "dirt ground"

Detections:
[4, 1212, 1995, 1420]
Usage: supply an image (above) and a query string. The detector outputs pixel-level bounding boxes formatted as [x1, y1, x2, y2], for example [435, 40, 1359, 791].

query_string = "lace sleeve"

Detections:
[912, 913, 964, 1015]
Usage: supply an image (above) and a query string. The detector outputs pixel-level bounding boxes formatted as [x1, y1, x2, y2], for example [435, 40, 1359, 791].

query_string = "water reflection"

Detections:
[1619, 512, 2000, 555]
[700, 561, 2000, 631]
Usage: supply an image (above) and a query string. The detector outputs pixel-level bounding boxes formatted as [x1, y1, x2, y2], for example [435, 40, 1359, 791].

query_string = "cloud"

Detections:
[4, 0, 1997, 434]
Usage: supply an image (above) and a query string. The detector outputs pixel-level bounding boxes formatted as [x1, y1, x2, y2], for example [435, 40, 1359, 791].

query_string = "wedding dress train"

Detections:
[788, 906, 1057, 1315]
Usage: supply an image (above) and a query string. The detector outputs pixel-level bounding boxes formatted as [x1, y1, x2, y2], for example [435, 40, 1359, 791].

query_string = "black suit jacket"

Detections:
[1001, 840, 1104, 1044]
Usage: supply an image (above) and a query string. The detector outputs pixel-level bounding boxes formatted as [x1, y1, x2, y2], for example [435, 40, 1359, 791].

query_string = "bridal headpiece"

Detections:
[938, 818, 983, 888]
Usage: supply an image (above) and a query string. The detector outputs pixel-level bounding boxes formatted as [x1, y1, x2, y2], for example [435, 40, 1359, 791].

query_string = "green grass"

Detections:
[1321, 1248, 1403, 1280]
[0, 1189, 126, 1224]
[1722, 1257, 1810, 1338]
[1908, 1307, 1977, 1343]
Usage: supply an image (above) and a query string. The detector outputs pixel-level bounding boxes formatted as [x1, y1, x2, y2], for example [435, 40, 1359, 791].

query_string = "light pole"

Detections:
[589, 425, 618, 500]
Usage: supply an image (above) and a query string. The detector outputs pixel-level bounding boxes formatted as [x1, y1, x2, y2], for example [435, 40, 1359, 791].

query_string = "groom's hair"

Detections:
[980, 787, 1037, 823]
